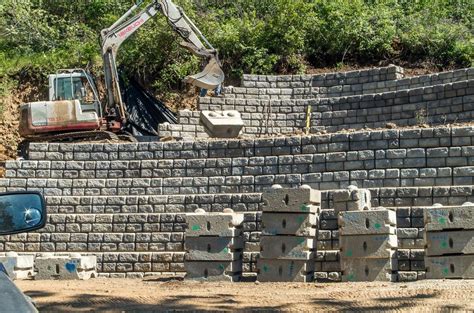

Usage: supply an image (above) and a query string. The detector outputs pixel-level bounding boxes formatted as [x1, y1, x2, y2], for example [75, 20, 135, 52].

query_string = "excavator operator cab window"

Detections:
[53, 76, 97, 105]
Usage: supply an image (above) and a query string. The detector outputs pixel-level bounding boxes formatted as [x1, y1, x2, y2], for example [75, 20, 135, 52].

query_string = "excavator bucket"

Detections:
[185, 57, 225, 90]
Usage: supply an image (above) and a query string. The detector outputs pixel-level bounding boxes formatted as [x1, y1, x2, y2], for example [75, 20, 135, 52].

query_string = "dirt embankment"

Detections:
[0, 80, 43, 176]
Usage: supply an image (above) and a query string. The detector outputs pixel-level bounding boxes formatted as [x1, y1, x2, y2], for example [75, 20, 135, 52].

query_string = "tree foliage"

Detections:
[0, 0, 472, 95]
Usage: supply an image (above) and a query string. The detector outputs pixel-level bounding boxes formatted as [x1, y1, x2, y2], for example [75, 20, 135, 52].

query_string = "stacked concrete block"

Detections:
[424, 204, 474, 279]
[339, 209, 398, 282]
[314, 250, 342, 282]
[397, 249, 426, 281]
[333, 185, 371, 214]
[34, 253, 97, 280]
[257, 186, 320, 282]
[0, 252, 35, 280]
[184, 209, 244, 282]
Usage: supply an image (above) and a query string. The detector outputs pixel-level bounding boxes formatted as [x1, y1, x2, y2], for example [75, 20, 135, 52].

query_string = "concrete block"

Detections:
[397, 271, 418, 282]
[340, 234, 397, 258]
[185, 260, 242, 282]
[342, 257, 397, 282]
[425, 255, 474, 279]
[261, 212, 318, 236]
[200, 110, 244, 138]
[338, 209, 396, 235]
[185, 237, 243, 261]
[0, 253, 35, 280]
[257, 259, 314, 282]
[424, 206, 474, 231]
[260, 236, 315, 260]
[425, 230, 474, 256]
[35, 255, 97, 280]
[186, 212, 244, 237]
[262, 188, 321, 213]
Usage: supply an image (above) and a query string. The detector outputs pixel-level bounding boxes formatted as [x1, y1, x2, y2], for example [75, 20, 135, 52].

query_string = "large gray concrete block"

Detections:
[342, 257, 397, 282]
[262, 188, 321, 213]
[185, 260, 242, 282]
[261, 212, 318, 236]
[185, 237, 244, 261]
[0, 252, 35, 280]
[186, 212, 244, 237]
[260, 236, 316, 260]
[339, 209, 396, 235]
[425, 255, 474, 279]
[340, 234, 397, 258]
[257, 259, 314, 282]
[200, 110, 244, 138]
[424, 206, 474, 231]
[35, 255, 97, 280]
[425, 230, 474, 256]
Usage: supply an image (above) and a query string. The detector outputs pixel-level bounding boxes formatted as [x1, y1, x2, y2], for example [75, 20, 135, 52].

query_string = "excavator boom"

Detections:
[101, 0, 225, 122]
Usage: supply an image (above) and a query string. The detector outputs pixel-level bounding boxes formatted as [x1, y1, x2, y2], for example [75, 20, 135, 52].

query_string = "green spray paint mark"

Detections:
[263, 265, 269, 272]
[297, 216, 305, 224]
[438, 217, 447, 225]
[346, 250, 353, 257]
[441, 241, 448, 249]
[301, 204, 309, 212]
[374, 223, 382, 230]
[442, 268, 449, 275]
[347, 273, 355, 281]
[297, 238, 305, 245]
[222, 247, 229, 253]
[192, 225, 201, 231]
[218, 264, 225, 271]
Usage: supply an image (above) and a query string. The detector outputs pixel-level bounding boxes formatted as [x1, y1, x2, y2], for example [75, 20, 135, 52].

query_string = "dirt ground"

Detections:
[17, 278, 474, 312]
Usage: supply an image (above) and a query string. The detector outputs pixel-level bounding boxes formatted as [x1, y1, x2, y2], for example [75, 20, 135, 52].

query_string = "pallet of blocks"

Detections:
[424, 203, 474, 279]
[339, 209, 398, 282]
[34, 253, 97, 280]
[257, 185, 320, 282]
[184, 208, 244, 282]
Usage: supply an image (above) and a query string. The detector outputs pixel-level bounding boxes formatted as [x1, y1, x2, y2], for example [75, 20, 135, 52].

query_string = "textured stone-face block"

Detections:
[184, 260, 242, 282]
[185, 212, 244, 237]
[342, 257, 397, 282]
[257, 259, 314, 282]
[340, 234, 397, 258]
[261, 212, 318, 236]
[338, 209, 396, 235]
[185, 237, 243, 261]
[200, 110, 244, 138]
[259, 236, 315, 260]
[262, 188, 321, 213]
[424, 206, 474, 231]
[425, 255, 474, 279]
[333, 187, 371, 214]
[35, 255, 97, 280]
[425, 230, 474, 256]
[0, 253, 35, 280]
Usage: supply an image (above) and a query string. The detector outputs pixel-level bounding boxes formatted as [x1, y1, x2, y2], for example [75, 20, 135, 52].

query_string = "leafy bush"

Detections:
[0, 0, 472, 96]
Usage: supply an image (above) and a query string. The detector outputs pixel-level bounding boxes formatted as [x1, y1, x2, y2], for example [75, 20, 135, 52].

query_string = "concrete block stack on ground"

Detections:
[257, 186, 320, 282]
[34, 253, 97, 280]
[184, 210, 244, 282]
[0, 252, 35, 280]
[339, 209, 398, 282]
[424, 204, 474, 279]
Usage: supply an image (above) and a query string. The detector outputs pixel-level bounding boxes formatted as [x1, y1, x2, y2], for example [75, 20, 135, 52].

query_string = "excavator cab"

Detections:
[49, 69, 102, 117]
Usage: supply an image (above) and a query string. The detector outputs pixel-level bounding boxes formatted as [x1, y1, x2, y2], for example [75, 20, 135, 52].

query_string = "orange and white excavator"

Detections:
[19, 0, 224, 141]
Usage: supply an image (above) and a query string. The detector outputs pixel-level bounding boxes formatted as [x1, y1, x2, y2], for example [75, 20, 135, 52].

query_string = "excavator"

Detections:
[19, 0, 224, 142]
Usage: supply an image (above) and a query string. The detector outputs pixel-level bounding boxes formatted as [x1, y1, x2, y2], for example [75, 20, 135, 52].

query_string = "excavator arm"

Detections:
[101, 0, 224, 123]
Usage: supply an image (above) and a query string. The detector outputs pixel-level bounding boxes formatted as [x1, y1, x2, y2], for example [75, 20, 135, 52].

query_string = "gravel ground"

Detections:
[17, 278, 474, 312]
